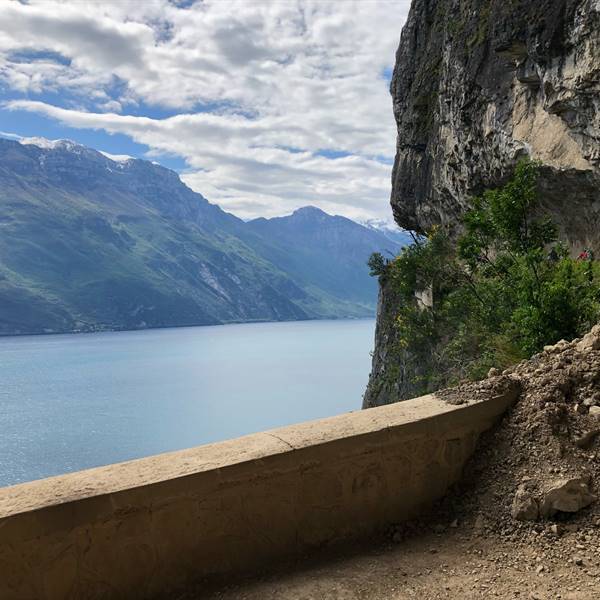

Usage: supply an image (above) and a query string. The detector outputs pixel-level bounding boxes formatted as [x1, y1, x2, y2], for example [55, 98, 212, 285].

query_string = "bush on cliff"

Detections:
[371, 160, 600, 392]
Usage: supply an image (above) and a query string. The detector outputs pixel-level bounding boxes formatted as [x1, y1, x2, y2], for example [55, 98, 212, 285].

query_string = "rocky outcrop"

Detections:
[390, 0, 599, 250]
[364, 0, 600, 408]
[363, 277, 426, 407]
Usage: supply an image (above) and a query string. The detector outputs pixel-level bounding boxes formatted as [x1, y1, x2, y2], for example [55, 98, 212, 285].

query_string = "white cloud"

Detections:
[0, 0, 411, 221]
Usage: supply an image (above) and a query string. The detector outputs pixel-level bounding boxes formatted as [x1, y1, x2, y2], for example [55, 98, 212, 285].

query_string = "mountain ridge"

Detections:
[0, 137, 403, 335]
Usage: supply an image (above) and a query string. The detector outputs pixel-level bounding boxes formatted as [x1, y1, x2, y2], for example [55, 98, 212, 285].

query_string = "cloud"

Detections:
[0, 0, 411, 221]
[0, 130, 22, 140]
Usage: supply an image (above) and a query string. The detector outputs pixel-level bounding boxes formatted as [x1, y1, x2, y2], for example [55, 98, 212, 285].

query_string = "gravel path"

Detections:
[180, 328, 600, 599]
[188, 523, 599, 599]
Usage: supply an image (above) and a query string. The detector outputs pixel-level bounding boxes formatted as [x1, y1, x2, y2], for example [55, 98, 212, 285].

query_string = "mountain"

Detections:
[247, 207, 402, 309]
[0, 137, 403, 335]
[358, 218, 414, 247]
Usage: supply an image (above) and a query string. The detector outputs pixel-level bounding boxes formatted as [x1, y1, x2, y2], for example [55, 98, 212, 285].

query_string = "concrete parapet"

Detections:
[0, 379, 519, 599]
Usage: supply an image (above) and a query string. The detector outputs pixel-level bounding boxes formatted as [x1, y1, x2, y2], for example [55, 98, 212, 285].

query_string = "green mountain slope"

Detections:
[246, 207, 403, 317]
[0, 138, 403, 334]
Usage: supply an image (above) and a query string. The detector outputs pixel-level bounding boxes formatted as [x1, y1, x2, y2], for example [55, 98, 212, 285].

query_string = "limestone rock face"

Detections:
[364, 0, 600, 408]
[390, 0, 600, 251]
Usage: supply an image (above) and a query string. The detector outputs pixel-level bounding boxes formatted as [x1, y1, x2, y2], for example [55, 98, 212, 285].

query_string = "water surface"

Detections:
[0, 319, 374, 487]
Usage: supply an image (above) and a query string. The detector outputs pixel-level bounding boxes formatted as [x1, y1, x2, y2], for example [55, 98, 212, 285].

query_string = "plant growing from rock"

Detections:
[375, 160, 600, 395]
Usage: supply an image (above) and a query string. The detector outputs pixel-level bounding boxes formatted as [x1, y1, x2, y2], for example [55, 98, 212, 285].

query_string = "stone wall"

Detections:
[0, 381, 519, 599]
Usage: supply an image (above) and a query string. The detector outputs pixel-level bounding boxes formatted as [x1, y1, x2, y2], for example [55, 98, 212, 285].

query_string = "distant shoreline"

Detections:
[0, 314, 377, 339]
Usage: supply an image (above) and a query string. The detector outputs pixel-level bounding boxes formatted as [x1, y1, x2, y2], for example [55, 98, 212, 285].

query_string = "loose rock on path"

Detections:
[181, 326, 600, 599]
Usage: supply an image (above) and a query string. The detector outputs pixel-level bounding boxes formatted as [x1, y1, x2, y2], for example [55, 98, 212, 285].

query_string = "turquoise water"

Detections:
[0, 319, 375, 487]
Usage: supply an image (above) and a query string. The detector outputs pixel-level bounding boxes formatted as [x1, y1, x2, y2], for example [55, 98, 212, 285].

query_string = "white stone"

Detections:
[539, 478, 596, 518]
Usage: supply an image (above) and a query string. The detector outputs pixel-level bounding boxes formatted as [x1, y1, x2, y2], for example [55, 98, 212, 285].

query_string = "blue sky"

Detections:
[0, 0, 410, 220]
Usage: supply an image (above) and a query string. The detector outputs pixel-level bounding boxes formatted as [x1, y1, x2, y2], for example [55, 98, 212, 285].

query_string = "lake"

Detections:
[0, 318, 375, 488]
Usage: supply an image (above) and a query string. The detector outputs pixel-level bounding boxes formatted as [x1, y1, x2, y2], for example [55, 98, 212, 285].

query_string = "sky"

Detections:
[0, 0, 411, 222]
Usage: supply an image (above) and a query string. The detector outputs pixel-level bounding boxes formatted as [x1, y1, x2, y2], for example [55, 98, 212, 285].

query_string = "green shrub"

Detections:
[379, 160, 600, 394]
[367, 252, 389, 278]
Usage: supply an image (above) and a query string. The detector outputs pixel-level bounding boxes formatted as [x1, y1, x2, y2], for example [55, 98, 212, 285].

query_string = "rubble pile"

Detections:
[433, 325, 600, 536]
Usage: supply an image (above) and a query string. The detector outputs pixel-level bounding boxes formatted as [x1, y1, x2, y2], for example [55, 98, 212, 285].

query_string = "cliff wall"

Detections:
[364, 0, 600, 407]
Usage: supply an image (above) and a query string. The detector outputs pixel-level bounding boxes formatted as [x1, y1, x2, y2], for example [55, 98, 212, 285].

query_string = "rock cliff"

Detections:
[391, 0, 599, 248]
[364, 0, 600, 408]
